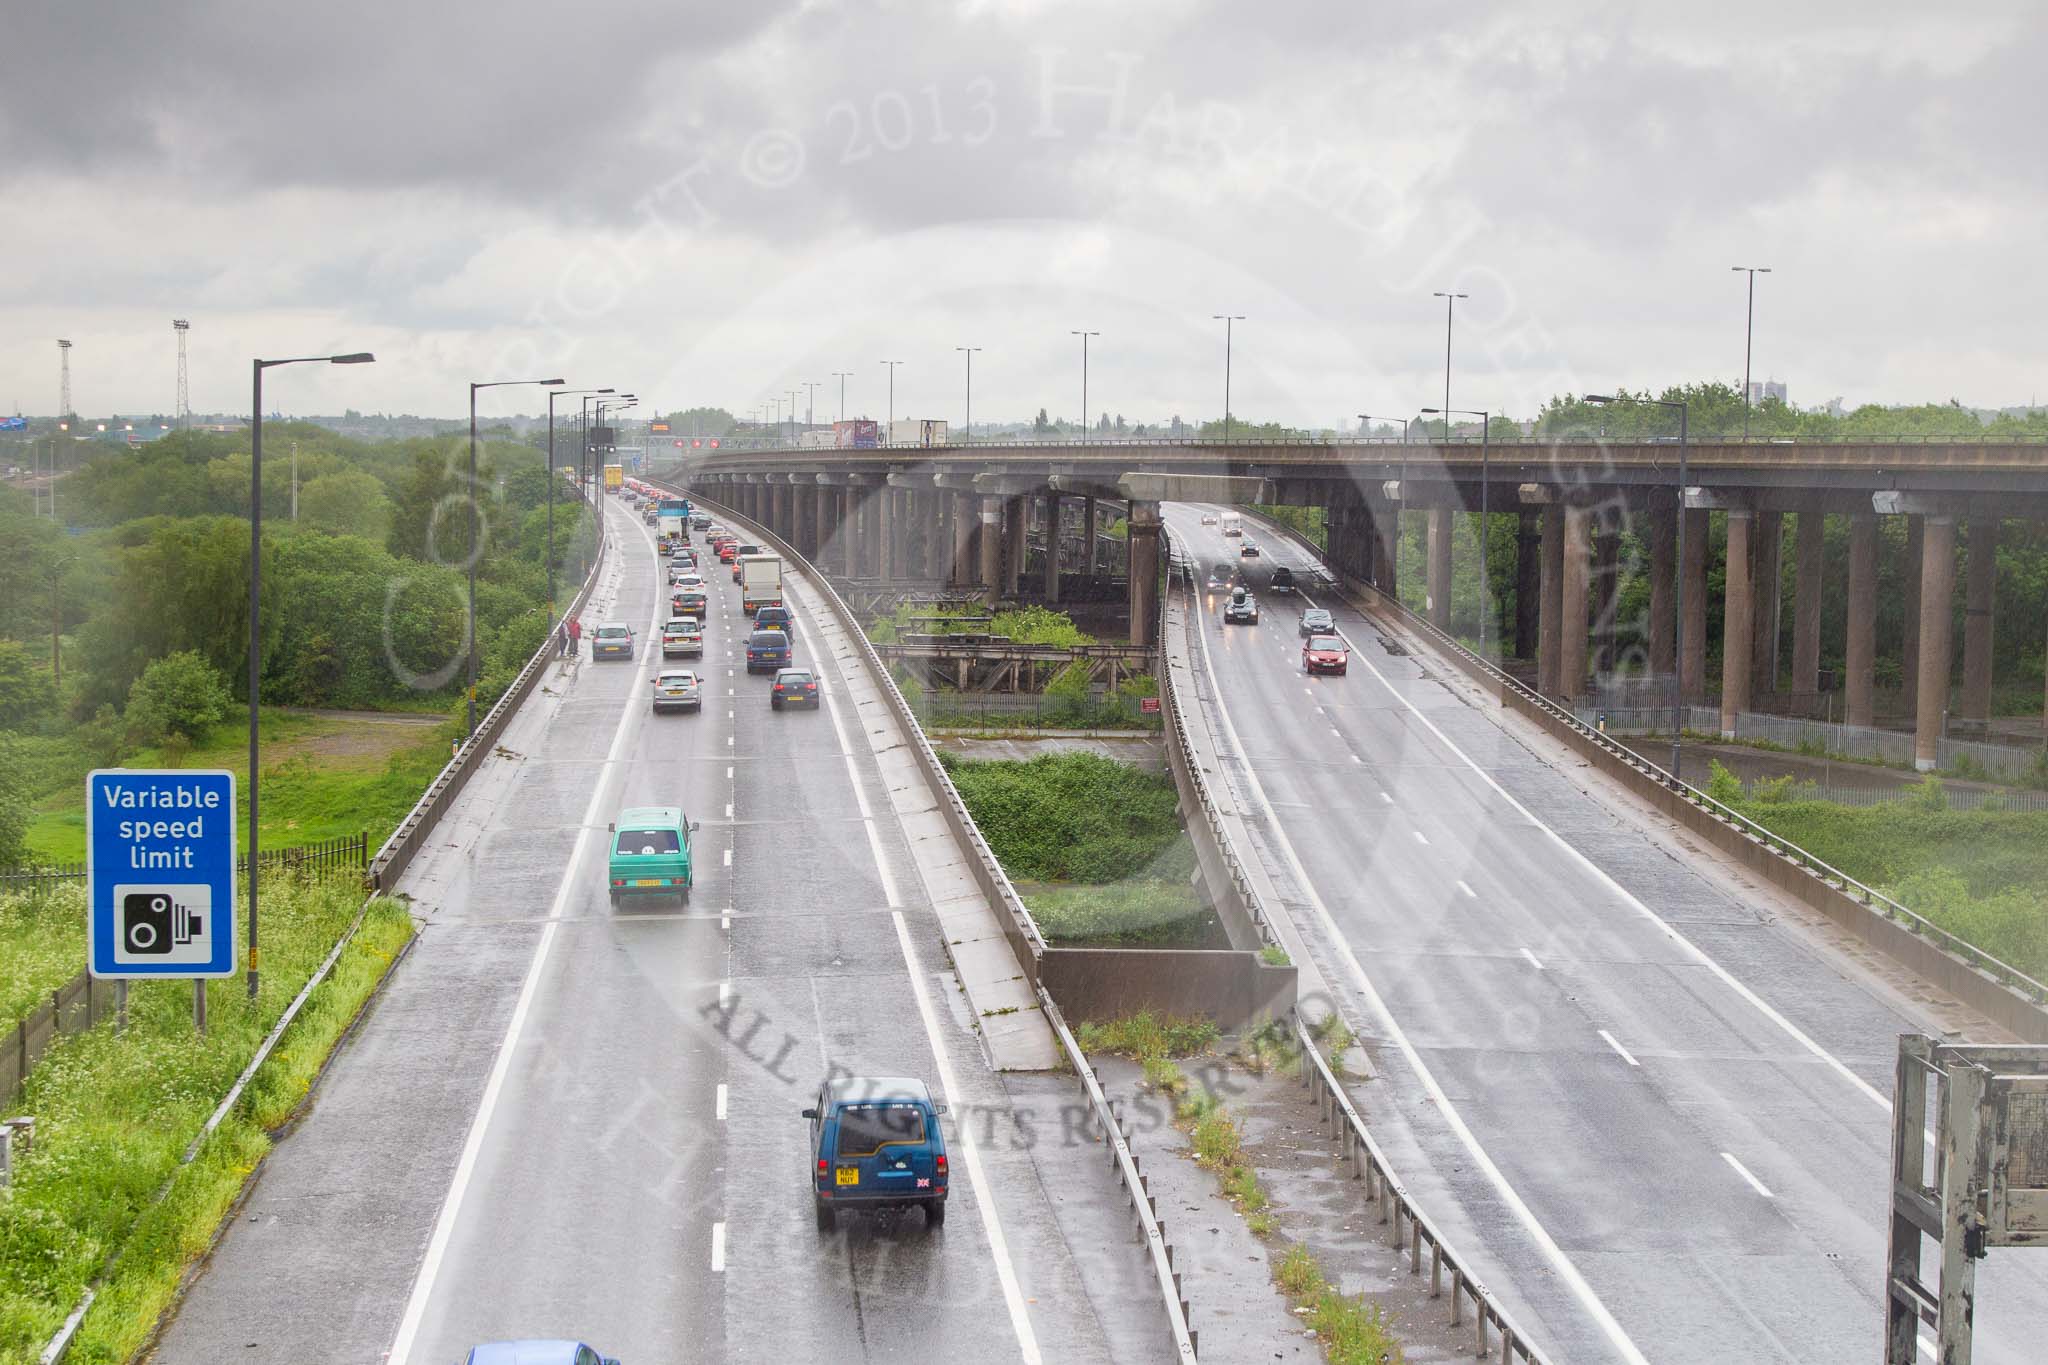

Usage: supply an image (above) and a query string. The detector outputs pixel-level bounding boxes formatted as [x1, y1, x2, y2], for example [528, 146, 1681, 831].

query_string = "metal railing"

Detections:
[1, 832, 368, 899]
[1041, 985, 1201, 1361]
[663, 483, 1213, 1359]
[1262, 512, 2048, 1014]
[1154, 538, 1284, 955]
[1293, 1013, 1556, 1364]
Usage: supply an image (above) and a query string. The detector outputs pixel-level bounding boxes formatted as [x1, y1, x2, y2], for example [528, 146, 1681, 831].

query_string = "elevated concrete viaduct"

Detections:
[663, 437, 2048, 765]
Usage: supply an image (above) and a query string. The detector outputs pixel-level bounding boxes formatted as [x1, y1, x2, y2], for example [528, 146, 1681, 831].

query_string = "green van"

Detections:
[606, 806, 700, 906]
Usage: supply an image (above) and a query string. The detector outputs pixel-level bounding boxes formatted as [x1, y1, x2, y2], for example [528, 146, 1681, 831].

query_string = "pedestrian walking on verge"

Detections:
[554, 621, 568, 658]
[567, 616, 583, 659]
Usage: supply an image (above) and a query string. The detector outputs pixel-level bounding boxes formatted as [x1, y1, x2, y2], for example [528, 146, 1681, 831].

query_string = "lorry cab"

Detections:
[606, 807, 698, 906]
[803, 1076, 948, 1231]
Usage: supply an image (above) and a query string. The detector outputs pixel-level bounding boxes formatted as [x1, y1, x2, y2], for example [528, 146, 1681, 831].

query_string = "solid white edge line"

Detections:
[1339, 626, 1893, 1113]
[388, 500, 662, 1365]
[1181, 543, 1654, 1365]
[710, 1220, 726, 1272]
[1720, 1152, 1775, 1199]
[1598, 1029, 1641, 1067]
[785, 566, 1043, 1364]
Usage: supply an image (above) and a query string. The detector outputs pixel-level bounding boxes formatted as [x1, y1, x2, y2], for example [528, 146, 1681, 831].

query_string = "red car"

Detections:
[1303, 634, 1349, 675]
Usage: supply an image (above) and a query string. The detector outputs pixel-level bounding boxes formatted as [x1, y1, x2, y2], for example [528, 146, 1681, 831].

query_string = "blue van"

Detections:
[803, 1076, 948, 1231]
[745, 627, 792, 674]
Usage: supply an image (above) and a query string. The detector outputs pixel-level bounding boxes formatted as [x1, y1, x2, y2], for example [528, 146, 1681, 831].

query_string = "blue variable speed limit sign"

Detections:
[86, 769, 238, 978]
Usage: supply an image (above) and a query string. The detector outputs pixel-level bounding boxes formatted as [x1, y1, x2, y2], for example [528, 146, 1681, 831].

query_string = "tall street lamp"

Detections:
[469, 377, 564, 737]
[956, 347, 982, 445]
[831, 371, 852, 424]
[1071, 330, 1099, 438]
[786, 389, 798, 444]
[250, 350, 375, 1000]
[1432, 290, 1468, 441]
[880, 360, 902, 433]
[1357, 413, 1413, 441]
[1731, 266, 1772, 441]
[1587, 391, 1689, 786]
[548, 387, 612, 634]
[803, 380, 821, 433]
[1424, 406, 1492, 662]
[1212, 315, 1244, 439]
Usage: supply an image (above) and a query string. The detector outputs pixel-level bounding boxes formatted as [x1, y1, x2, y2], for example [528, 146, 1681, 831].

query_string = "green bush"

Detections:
[941, 751, 1185, 882]
[1707, 758, 1743, 805]
[1024, 879, 1213, 946]
[124, 650, 233, 744]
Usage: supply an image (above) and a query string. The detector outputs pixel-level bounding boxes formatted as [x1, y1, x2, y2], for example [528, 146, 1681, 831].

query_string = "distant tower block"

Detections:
[57, 338, 72, 420]
[173, 319, 191, 429]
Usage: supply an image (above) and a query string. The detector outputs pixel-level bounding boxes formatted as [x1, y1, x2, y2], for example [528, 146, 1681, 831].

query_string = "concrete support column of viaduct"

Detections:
[953, 492, 977, 588]
[1042, 490, 1061, 602]
[812, 481, 834, 570]
[1914, 516, 1958, 770]
[1844, 510, 1878, 728]
[1901, 514, 1923, 718]
[1647, 501, 1676, 676]
[1536, 501, 1564, 698]
[978, 497, 1003, 601]
[1681, 507, 1708, 702]
[1791, 508, 1825, 693]
[1127, 500, 1161, 644]
[1592, 519, 1621, 674]
[1961, 517, 1999, 722]
[1426, 506, 1453, 629]
[1083, 496, 1099, 577]
[1558, 504, 1592, 703]
[1003, 496, 1026, 597]
[1516, 511, 1541, 662]
[1751, 509, 1782, 696]
[877, 486, 897, 579]
[1720, 509, 1755, 739]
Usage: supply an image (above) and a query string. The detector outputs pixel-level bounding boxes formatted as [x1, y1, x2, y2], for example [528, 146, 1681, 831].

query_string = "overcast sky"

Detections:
[5, 0, 2043, 427]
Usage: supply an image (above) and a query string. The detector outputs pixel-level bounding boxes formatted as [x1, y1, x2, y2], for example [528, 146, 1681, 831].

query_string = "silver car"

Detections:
[651, 669, 701, 713]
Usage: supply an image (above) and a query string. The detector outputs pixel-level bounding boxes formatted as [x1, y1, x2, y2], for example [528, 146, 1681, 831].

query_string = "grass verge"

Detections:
[0, 885, 86, 1028]
[18, 709, 454, 864]
[1709, 779, 2048, 980]
[1021, 879, 1221, 947]
[0, 875, 414, 1364]
[1075, 1010, 1220, 1061]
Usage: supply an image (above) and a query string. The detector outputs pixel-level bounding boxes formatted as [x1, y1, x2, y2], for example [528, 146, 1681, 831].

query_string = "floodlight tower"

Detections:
[173, 320, 191, 428]
[57, 338, 72, 421]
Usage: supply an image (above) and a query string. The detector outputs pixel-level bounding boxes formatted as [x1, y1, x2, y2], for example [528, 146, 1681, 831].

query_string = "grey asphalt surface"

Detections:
[1167, 506, 2048, 1365]
[145, 497, 1170, 1365]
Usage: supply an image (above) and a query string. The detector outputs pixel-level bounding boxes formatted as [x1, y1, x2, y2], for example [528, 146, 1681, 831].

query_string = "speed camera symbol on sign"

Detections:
[113, 884, 214, 966]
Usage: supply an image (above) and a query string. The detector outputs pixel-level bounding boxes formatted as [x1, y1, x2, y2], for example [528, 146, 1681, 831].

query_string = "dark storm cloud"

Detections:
[0, 0, 786, 192]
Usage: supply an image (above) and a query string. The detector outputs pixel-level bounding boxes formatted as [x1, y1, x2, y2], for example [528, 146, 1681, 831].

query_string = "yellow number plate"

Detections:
[835, 1167, 859, 1186]
[633, 879, 662, 887]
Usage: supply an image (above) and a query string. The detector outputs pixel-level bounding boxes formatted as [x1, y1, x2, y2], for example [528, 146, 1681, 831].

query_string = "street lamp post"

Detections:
[1212, 315, 1244, 439]
[1587, 392, 1688, 785]
[1432, 290, 1469, 441]
[1357, 413, 1413, 442]
[1731, 267, 1772, 441]
[786, 389, 798, 444]
[547, 387, 612, 637]
[469, 377, 565, 737]
[880, 360, 902, 434]
[1424, 406, 1491, 661]
[831, 371, 852, 424]
[804, 380, 821, 433]
[956, 347, 981, 445]
[250, 350, 374, 1001]
[1071, 330, 1099, 438]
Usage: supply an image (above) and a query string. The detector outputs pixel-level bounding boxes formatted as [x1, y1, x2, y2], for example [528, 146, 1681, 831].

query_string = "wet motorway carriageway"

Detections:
[1165, 504, 2048, 1365]
[144, 496, 1170, 1365]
